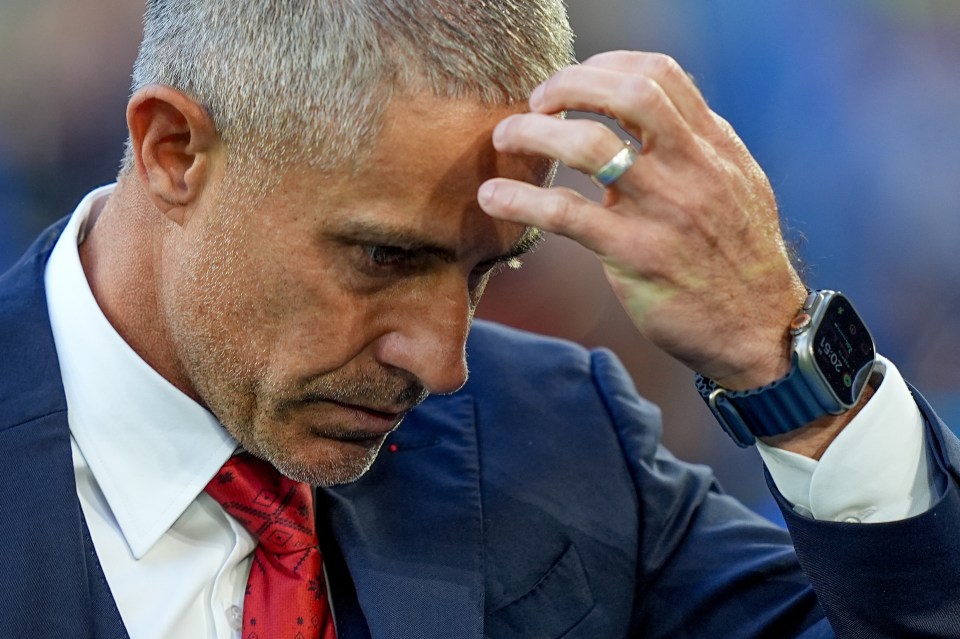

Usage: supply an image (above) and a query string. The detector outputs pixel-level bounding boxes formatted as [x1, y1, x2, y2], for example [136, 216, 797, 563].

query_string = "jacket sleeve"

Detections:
[775, 386, 960, 637]
[588, 348, 834, 638]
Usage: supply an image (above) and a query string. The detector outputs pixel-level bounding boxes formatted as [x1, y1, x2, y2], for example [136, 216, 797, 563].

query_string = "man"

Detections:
[1, 1, 958, 637]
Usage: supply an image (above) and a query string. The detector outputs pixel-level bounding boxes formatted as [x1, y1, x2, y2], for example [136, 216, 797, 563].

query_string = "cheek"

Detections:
[248, 260, 388, 380]
[161, 221, 273, 375]
[175, 216, 389, 383]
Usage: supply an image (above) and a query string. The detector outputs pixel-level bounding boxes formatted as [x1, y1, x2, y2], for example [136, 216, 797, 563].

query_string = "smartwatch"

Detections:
[695, 290, 876, 447]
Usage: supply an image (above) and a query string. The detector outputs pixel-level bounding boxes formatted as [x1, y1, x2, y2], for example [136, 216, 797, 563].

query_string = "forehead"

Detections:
[295, 95, 549, 258]
[370, 95, 550, 189]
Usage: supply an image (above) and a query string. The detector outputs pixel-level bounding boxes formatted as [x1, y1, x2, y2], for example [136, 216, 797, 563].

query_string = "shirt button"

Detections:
[843, 516, 862, 524]
[226, 605, 243, 630]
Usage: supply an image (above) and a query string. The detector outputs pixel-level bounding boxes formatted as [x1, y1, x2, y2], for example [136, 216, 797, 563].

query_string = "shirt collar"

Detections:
[45, 184, 238, 559]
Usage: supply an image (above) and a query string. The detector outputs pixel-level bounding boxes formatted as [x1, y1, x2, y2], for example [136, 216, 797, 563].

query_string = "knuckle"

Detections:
[542, 190, 580, 231]
[644, 52, 683, 80]
[589, 49, 635, 67]
[711, 112, 737, 138]
[616, 76, 660, 112]
[542, 67, 575, 99]
[581, 122, 616, 165]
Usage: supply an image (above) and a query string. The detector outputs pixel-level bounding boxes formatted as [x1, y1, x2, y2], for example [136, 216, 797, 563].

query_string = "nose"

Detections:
[373, 280, 472, 395]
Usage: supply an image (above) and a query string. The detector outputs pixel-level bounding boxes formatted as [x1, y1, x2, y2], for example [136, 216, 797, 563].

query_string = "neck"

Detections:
[79, 176, 200, 401]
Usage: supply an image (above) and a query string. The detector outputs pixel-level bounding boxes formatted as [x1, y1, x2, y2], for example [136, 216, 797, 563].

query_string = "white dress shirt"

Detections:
[757, 358, 934, 522]
[46, 185, 251, 639]
[44, 185, 935, 638]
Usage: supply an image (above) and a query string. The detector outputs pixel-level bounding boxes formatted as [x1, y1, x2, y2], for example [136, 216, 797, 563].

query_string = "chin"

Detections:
[266, 437, 386, 487]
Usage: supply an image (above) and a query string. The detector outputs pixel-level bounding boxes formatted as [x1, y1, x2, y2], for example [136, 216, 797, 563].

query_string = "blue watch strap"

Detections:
[695, 354, 830, 448]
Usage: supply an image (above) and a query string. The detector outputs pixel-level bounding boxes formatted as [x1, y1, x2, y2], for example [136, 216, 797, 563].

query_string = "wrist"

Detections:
[761, 383, 875, 460]
[696, 290, 877, 448]
[711, 340, 793, 392]
[706, 278, 807, 390]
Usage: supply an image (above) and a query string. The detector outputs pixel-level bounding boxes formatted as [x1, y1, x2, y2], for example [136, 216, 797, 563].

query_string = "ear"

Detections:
[127, 84, 220, 226]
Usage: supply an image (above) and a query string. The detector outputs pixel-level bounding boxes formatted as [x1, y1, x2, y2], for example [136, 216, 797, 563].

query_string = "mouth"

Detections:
[277, 382, 426, 447]
[335, 401, 404, 424]
[309, 400, 412, 443]
[333, 401, 405, 421]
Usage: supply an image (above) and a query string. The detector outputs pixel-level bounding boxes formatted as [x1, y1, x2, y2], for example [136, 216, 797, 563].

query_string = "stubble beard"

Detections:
[163, 179, 430, 486]
[171, 305, 428, 486]
[200, 364, 428, 486]
[167, 284, 429, 486]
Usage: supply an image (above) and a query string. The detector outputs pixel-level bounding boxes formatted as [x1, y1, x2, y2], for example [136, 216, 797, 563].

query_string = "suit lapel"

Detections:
[4, 220, 485, 639]
[319, 393, 484, 639]
[0, 221, 129, 639]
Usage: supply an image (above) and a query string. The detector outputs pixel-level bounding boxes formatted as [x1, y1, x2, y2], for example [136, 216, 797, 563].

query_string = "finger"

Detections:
[528, 65, 692, 150]
[477, 179, 619, 253]
[492, 113, 637, 184]
[578, 51, 713, 128]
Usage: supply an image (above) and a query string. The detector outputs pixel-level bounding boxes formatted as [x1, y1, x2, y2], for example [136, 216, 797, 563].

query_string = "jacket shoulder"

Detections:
[0, 220, 70, 431]
[466, 319, 598, 376]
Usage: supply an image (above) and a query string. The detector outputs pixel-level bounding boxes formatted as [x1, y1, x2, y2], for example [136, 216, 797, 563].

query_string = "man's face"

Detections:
[162, 96, 546, 486]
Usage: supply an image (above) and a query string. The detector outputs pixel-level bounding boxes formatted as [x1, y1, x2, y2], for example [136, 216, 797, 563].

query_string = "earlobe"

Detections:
[127, 84, 219, 225]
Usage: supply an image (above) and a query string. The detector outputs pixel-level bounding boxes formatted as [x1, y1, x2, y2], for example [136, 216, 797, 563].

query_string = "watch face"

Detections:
[812, 295, 875, 406]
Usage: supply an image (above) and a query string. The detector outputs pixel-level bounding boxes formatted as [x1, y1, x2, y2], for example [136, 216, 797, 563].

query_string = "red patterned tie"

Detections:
[205, 453, 337, 639]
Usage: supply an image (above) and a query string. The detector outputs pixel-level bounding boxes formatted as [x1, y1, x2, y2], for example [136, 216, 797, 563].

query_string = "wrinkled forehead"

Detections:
[223, 93, 551, 199]
[319, 96, 547, 251]
[369, 95, 554, 191]
[232, 95, 545, 263]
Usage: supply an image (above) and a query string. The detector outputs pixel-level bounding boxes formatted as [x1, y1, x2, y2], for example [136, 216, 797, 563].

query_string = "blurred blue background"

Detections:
[2, 0, 959, 524]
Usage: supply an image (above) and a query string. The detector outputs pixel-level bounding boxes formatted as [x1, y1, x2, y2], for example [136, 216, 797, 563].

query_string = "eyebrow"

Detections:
[326, 221, 544, 266]
[486, 227, 544, 268]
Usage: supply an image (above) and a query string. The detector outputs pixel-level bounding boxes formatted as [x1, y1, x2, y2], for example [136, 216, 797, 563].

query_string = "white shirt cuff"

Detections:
[757, 355, 934, 523]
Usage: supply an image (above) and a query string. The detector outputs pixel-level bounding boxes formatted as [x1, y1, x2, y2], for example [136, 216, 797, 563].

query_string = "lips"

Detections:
[279, 386, 422, 444]
[340, 403, 404, 420]
[324, 400, 409, 438]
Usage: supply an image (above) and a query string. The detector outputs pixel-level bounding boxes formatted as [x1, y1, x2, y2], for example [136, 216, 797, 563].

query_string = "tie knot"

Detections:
[205, 453, 317, 554]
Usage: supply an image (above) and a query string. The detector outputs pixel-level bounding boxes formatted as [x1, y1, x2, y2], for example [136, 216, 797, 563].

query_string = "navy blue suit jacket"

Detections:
[3, 223, 960, 638]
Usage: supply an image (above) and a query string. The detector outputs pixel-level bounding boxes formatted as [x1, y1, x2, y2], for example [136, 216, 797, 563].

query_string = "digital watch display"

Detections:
[794, 292, 875, 411]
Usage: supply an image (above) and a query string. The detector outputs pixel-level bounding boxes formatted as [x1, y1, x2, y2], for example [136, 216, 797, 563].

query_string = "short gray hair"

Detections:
[122, 0, 574, 174]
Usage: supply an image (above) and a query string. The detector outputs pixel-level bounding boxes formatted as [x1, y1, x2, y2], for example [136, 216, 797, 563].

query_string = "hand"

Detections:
[479, 51, 807, 390]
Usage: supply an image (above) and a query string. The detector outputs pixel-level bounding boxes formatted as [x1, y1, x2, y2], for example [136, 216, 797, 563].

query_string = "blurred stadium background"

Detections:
[2, 0, 959, 523]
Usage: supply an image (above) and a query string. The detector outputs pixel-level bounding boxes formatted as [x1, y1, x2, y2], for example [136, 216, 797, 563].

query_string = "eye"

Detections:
[364, 245, 416, 268]
[468, 257, 522, 292]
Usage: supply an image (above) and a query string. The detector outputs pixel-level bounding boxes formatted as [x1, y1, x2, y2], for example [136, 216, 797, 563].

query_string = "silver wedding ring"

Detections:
[591, 140, 638, 188]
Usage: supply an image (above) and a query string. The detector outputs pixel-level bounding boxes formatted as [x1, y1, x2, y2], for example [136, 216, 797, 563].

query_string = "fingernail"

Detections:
[492, 120, 507, 145]
[477, 182, 496, 207]
[529, 84, 545, 110]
